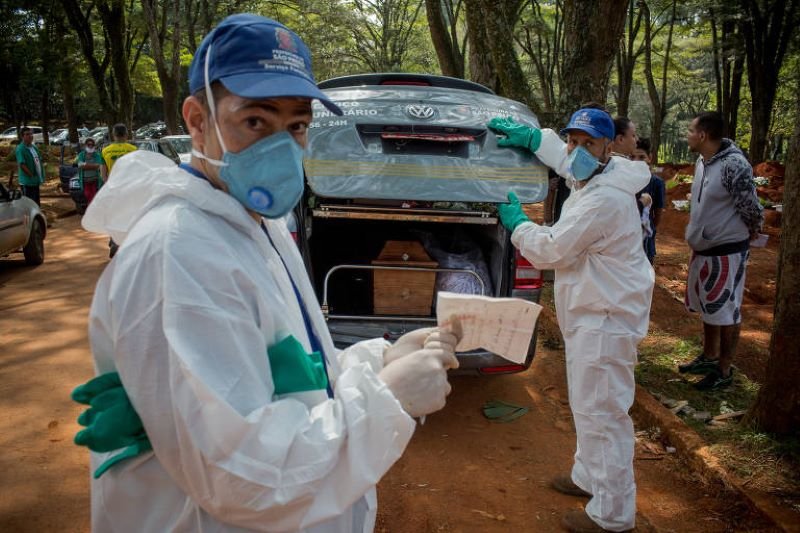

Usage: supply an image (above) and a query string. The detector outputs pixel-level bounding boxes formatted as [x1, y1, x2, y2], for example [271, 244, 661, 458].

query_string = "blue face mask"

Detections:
[198, 132, 304, 218]
[567, 145, 603, 181]
[193, 43, 305, 218]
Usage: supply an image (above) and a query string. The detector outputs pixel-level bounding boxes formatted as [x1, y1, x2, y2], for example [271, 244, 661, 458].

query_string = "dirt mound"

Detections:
[659, 207, 688, 238]
[764, 209, 782, 228]
[666, 182, 692, 202]
[753, 161, 784, 178]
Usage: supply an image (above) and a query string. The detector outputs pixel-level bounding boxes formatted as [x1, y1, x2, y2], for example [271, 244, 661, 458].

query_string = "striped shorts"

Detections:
[685, 250, 749, 326]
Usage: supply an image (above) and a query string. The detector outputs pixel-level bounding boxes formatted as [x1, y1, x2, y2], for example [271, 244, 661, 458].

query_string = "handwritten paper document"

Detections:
[436, 292, 543, 364]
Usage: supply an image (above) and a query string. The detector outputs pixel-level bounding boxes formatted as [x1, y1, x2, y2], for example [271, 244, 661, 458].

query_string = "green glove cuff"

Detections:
[528, 127, 542, 152]
[93, 438, 153, 479]
[268, 335, 329, 396]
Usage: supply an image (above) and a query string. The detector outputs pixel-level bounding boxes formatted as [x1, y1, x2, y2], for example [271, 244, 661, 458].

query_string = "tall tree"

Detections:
[463, 0, 496, 89]
[642, 0, 677, 164]
[141, 0, 183, 134]
[343, 0, 426, 72]
[708, 2, 745, 140]
[745, 88, 800, 435]
[739, 0, 799, 164]
[558, 0, 628, 127]
[515, 0, 566, 122]
[426, 0, 466, 78]
[614, 0, 644, 116]
[463, 0, 536, 106]
[62, 0, 145, 127]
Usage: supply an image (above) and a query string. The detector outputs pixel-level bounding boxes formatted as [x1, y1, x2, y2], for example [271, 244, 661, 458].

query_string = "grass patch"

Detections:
[637, 333, 800, 506]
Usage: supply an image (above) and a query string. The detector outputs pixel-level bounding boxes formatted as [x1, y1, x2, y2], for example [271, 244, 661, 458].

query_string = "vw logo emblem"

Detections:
[405, 104, 437, 120]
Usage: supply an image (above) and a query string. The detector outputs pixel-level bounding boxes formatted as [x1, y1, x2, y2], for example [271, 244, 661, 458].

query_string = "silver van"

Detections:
[297, 74, 547, 375]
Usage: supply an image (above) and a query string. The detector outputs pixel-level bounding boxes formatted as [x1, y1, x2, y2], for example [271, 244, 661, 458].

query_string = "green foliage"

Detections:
[2, 0, 797, 143]
[132, 55, 162, 97]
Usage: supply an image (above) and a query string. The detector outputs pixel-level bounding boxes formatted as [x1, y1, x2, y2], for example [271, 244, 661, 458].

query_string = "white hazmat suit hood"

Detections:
[511, 129, 654, 532]
[82, 151, 416, 532]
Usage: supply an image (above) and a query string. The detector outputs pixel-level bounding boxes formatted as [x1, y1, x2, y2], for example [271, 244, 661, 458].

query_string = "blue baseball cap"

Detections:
[188, 14, 342, 115]
[560, 108, 615, 139]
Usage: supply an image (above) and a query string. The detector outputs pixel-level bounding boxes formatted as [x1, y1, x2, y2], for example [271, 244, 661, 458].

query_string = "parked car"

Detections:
[132, 138, 181, 165]
[87, 126, 108, 144]
[135, 122, 184, 139]
[161, 134, 192, 164]
[0, 125, 44, 144]
[50, 128, 68, 144]
[297, 73, 547, 375]
[51, 127, 91, 145]
[0, 183, 46, 264]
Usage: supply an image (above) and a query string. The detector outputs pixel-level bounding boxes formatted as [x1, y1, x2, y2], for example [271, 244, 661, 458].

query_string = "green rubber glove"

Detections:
[497, 191, 530, 231]
[487, 117, 542, 153]
[267, 335, 329, 396]
[72, 372, 153, 478]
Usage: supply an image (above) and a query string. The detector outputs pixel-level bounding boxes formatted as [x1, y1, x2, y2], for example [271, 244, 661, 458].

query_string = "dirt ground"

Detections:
[0, 191, 777, 531]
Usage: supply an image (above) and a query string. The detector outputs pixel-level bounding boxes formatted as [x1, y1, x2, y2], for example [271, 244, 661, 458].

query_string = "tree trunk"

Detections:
[142, 0, 183, 134]
[464, 0, 498, 90]
[62, 0, 117, 126]
[426, 0, 464, 78]
[474, 0, 538, 112]
[739, 0, 800, 164]
[99, 0, 135, 127]
[559, 0, 628, 128]
[711, 1, 748, 139]
[54, 12, 79, 145]
[642, 0, 677, 165]
[745, 89, 800, 434]
[615, 0, 643, 117]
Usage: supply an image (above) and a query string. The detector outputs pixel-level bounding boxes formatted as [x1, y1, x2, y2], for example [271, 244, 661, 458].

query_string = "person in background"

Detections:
[15, 127, 44, 205]
[73, 14, 458, 532]
[488, 107, 653, 533]
[631, 138, 665, 264]
[610, 116, 638, 158]
[100, 123, 137, 257]
[678, 111, 763, 390]
[100, 123, 137, 180]
[75, 138, 106, 206]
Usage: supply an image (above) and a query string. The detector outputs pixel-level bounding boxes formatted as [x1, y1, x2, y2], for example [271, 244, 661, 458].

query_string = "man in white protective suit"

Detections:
[488, 108, 654, 533]
[72, 14, 459, 532]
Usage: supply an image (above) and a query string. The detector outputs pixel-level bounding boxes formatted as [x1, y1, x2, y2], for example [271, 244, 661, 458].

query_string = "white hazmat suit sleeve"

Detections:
[511, 192, 606, 271]
[107, 210, 415, 532]
[535, 128, 572, 181]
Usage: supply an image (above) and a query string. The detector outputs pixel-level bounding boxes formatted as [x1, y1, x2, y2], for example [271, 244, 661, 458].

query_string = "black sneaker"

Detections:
[678, 354, 719, 374]
[693, 367, 734, 391]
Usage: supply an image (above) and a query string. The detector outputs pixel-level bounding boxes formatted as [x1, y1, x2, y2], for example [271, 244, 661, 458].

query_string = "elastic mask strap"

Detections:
[197, 42, 228, 167]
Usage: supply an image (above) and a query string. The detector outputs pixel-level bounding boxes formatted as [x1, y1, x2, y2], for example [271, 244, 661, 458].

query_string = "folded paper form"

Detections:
[436, 292, 542, 364]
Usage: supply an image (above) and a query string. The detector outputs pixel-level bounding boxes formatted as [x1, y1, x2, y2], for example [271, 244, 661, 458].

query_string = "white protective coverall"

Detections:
[512, 130, 654, 531]
[81, 151, 416, 533]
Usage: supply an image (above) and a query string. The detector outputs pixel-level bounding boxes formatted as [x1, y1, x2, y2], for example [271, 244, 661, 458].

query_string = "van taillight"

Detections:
[291, 232, 298, 243]
[479, 364, 527, 374]
[515, 250, 543, 289]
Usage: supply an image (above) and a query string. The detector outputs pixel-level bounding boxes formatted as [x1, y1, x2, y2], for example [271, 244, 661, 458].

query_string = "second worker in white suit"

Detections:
[489, 108, 654, 533]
